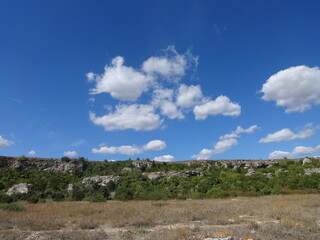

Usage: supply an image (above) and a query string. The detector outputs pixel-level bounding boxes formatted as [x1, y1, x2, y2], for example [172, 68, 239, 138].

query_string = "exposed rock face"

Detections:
[245, 168, 255, 176]
[143, 171, 204, 180]
[0, 156, 84, 173]
[302, 158, 312, 165]
[304, 168, 320, 175]
[132, 160, 153, 169]
[82, 175, 120, 186]
[180, 158, 302, 169]
[6, 183, 32, 196]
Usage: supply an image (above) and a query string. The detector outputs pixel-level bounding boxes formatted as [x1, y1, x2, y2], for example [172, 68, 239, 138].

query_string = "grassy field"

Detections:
[0, 194, 319, 240]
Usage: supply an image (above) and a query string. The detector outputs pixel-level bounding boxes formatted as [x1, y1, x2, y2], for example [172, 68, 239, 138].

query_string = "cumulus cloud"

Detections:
[268, 144, 320, 159]
[89, 56, 151, 101]
[259, 128, 314, 143]
[235, 125, 259, 134]
[176, 84, 203, 108]
[151, 88, 184, 119]
[268, 151, 291, 159]
[63, 151, 78, 157]
[154, 155, 175, 162]
[192, 149, 214, 160]
[193, 96, 241, 120]
[89, 104, 162, 131]
[88, 46, 242, 132]
[143, 140, 167, 151]
[28, 150, 36, 156]
[0, 136, 13, 148]
[92, 140, 167, 155]
[261, 65, 320, 113]
[213, 138, 238, 154]
[192, 125, 258, 160]
[92, 145, 142, 155]
[220, 125, 259, 140]
[142, 45, 197, 80]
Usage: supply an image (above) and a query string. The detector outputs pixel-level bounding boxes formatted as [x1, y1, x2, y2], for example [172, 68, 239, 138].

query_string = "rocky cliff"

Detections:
[0, 156, 84, 173]
[1, 155, 317, 174]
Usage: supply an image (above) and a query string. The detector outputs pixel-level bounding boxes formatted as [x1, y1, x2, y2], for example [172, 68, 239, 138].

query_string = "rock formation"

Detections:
[0, 156, 84, 173]
[6, 183, 32, 196]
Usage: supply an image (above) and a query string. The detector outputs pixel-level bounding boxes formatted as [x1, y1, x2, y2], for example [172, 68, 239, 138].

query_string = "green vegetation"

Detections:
[0, 157, 320, 203]
[0, 203, 25, 212]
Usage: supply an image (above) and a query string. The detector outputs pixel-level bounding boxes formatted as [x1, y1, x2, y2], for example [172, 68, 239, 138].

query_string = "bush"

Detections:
[0, 203, 25, 211]
[17, 156, 28, 161]
[207, 187, 221, 198]
[0, 193, 13, 203]
[72, 186, 85, 201]
[86, 192, 106, 202]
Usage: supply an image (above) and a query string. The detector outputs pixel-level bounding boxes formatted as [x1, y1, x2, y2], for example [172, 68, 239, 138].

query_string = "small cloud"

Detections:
[0, 135, 13, 148]
[268, 144, 320, 159]
[260, 128, 314, 143]
[28, 150, 36, 156]
[89, 104, 163, 131]
[154, 155, 175, 162]
[92, 139, 167, 155]
[192, 125, 258, 160]
[193, 96, 241, 120]
[143, 140, 167, 151]
[63, 151, 78, 157]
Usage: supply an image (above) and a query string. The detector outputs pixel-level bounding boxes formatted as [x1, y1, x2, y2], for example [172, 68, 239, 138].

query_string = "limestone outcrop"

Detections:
[82, 175, 120, 186]
[0, 156, 84, 173]
[143, 171, 204, 180]
[304, 168, 320, 175]
[6, 183, 32, 196]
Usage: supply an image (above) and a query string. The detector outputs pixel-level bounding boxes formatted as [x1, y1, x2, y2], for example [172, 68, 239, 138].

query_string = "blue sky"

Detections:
[1, 0, 320, 161]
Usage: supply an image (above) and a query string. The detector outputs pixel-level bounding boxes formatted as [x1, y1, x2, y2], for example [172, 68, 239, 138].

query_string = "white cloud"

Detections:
[261, 65, 320, 113]
[259, 128, 314, 143]
[89, 104, 162, 131]
[92, 139, 167, 155]
[142, 46, 197, 80]
[192, 125, 258, 160]
[268, 151, 291, 159]
[235, 125, 259, 134]
[220, 125, 259, 140]
[193, 96, 241, 120]
[0, 136, 13, 148]
[89, 56, 151, 101]
[268, 144, 320, 159]
[86, 72, 96, 81]
[154, 155, 175, 162]
[151, 88, 184, 119]
[143, 140, 167, 151]
[63, 151, 78, 157]
[92, 145, 142, 155]
[213, 138, 238, 154]
[291, 146, 318, 156]
[219, 133, 239, 140]
[192, 148, 214, 160]
[28, 150, 36, 156]
[176, 84, 203, 108]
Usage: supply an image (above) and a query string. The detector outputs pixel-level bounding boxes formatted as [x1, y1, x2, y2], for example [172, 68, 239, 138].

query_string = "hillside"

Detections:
[0, 156, 320, 203]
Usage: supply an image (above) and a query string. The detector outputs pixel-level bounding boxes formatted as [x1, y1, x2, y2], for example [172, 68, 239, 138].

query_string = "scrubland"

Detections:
[0, 194, 319, 240]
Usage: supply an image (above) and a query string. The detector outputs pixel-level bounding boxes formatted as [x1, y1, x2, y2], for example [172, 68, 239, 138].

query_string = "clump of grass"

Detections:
[0, 203, 25, 212]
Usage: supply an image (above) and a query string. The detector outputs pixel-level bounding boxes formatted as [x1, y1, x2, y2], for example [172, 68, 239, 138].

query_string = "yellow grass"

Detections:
[0, 194, 319, 239]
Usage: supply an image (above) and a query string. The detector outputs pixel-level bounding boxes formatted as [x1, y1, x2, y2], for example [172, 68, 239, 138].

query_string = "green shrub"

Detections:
[0, 193, 13, 203]
[207, 187, 221, 198]
[0, 203, 25, 212]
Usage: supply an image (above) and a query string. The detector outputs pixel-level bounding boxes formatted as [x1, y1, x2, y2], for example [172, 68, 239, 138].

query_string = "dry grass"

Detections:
[0, 194, 319, 239]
